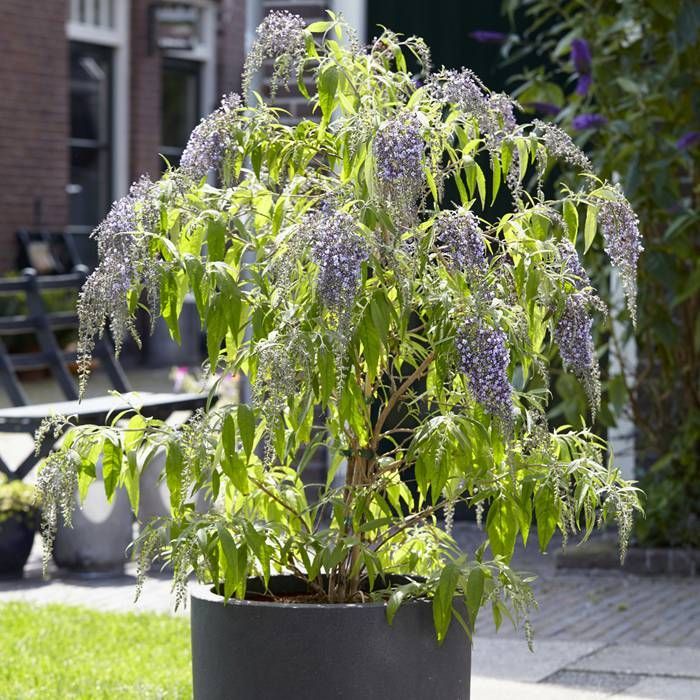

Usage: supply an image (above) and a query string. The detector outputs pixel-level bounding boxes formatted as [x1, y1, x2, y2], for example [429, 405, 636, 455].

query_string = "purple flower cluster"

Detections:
[181, 128, 224, 181]
[78, 176, 163, 393]
[597, 196, 643, 320]
[570, 38, 592, 96]
[373, 112, 424, 182]
[428, 69, 517, 144]
[554, 293, 600, 412]
[558, 239, 590, 290]
[488, 93, 517, 132]
[308, 208, 369, 311]
[430, 68, 487, 116]
[469, 30, 508, 44]
[572, 113, 607, 131]
[243, 10, 306, 97]
[676, 131, 700, 150]
[180, 92, 242, 181]
[433, 210, 487, 276]
[456, 317, 513, 421]
[534, 120, 592, 172]
[570, 39, 592, 74]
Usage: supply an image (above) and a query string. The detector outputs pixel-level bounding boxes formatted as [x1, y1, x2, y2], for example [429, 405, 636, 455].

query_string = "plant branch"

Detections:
[371, 350, 434, 452]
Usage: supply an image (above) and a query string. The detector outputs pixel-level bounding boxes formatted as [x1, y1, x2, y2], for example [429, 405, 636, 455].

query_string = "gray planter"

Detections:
[53, 459, 133, 573]
[191, 576, 471, 699]
[146, 295, 203, 368]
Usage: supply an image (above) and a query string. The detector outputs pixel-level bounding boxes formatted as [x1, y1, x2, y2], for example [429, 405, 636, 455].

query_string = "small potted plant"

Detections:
[0, 475, 40, 577]
[37, 12, 643, 698]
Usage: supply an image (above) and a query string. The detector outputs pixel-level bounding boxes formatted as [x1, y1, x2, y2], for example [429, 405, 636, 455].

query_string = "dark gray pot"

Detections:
[191, 576, 471, 699]
[0, 512, 37, 577]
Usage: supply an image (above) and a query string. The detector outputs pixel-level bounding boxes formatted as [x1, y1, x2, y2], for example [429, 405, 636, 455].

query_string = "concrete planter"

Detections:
[138, 449, 212, 524]
[191, 576, 471, 699]
[146, 295, 203, 368]
[53, 460, 133, 573]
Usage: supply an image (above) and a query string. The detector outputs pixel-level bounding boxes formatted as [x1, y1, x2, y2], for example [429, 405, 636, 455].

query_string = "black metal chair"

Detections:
[0, 267, 208, 480]
[16, 230, 97, 274]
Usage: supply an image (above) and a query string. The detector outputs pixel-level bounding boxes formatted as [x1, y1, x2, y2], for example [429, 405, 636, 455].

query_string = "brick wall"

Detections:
[0, 1, 69, 272]
[129, 0, 163, 182]
[218, 0, 247, 96]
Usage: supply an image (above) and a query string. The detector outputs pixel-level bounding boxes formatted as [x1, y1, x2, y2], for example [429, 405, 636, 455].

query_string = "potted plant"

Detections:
[37, 12, 643, 698]
[0, 475, 40, 577]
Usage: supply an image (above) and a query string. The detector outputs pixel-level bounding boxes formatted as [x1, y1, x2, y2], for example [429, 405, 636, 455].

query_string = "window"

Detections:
[68, 42, 113, 228]
[160, 58, 202, 170]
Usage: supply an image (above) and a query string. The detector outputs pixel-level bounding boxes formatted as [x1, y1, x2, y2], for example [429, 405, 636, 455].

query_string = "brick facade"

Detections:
[0, 0, 70, 271]
[218, 0, 247, 97]
[0, 0, 249, 272]
[129, 0, 164, 182]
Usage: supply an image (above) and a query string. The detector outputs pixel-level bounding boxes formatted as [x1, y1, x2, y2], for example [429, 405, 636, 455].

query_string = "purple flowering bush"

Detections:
[37, 13, 642, 642]
[507, 0, 699, 547]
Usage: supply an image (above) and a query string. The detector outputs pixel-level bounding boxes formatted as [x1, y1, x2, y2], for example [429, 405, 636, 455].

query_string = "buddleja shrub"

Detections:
[38, 12, 642, 642]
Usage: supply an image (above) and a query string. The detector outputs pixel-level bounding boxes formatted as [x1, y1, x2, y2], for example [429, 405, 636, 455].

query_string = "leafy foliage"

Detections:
[0, 474, 39, 526]
[37, 13, 642, 641]
[505, 0, 700, 546]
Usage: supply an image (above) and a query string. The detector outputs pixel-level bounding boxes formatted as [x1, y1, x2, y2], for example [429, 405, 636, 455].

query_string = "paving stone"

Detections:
[568, 643, 700, 679]
[472, 638, 604, 683]
[471, 676, 611, 699]
[543, 670, 640, 694]
[621, 676, 700, 699]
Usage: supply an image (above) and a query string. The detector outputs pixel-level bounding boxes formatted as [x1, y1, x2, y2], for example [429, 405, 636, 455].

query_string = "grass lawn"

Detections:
[0, 602, 191, 699]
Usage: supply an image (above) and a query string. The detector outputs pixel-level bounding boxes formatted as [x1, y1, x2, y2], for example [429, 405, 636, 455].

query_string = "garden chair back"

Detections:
[0, 267, 208, 480]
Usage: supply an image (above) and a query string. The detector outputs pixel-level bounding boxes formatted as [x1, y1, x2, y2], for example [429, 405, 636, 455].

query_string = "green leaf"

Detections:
[426, 169, 438, 202]
[222, 413, 236, 456]
[491, 155, 501, 204]
[165, 442, 183, 511]
[217, 524, 239, 600]
[206, 298, 227, 370]
[222, 452, 249, 494]
[160, 271, 181, 344]
[317, 64, 339, 131]
[386, 583, 421, 625]
[617, 77, 641, 94]
[184, 256, 208, 321]
[307, 20, 334, 33]
[237, 404, 255, 460]
[475, 164, 487, 208]
[433, 563, 459, 643]
[563, 200, 579, 244]
[207, 219, 227, 262]
[124, 451, 140, 514]
[486, 497, 518, 560]
[102, 438, 122, 502]
[535, 486, 559, 552]
[584, 204, 598, 253]
[124, 414, 146, 453]
[466, 567, 484, 629]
